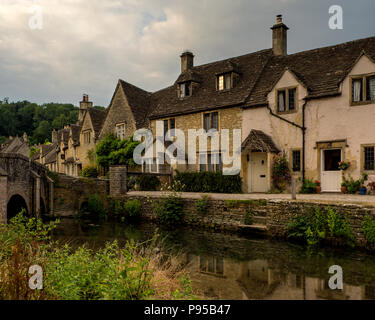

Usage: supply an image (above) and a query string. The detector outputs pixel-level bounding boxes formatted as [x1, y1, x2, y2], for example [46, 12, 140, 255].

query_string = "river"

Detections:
[53, 218, 375, 300]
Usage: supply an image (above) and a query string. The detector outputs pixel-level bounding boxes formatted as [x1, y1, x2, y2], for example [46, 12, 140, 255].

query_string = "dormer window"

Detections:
[179, 82, 191, 98]
[277, 87, 297, 113]
[351, 74, 375, 105]
[217, 73, 232, 91]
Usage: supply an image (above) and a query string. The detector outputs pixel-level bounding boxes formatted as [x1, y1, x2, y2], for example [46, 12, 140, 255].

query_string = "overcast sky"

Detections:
[0, 0, 374, 107]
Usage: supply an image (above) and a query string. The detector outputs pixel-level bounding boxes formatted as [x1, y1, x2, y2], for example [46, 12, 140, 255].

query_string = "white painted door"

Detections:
[321, 149, 342, 192]
[250, 152, 268, 193]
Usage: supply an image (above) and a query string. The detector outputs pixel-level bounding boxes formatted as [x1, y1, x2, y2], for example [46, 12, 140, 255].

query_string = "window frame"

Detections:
[202, 111, 219, 132]
[115, 123, 126, 140]
[276, 87, 298, 114]
[179, 81, 191, 98]
[199, 152, 222, 173]
[162, 117, 176, 138]
[361, 144, 375, 173]
[217, 73, 233, 91]
[83, 130, 91, 145]
[291, 149, 302, 173]
[350, 73, 375, 106]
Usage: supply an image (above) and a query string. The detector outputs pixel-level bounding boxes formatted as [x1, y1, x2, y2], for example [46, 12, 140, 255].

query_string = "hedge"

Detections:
[174, 171, 242, 193]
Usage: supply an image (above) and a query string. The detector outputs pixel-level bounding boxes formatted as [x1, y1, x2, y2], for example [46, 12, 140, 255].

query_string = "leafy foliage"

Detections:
[137, 175, 161, 191]
[299, 178, 317, 194]
[271, 153, 291, 191]
[174, 171, 242, 193]
[0, 99, 82, 145]
[362, 215, 375, 243]
[124, 199, 142, 220]
[153, 193, 183, 225]
[195, 195, 209, 215]
[95, 134, 140, 171]
[287, 206, 354, 247]
[81, 166, 99, 178]
[80, 194, 107, 220]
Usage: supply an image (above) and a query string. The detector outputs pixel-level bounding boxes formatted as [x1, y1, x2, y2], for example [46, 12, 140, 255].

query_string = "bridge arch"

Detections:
[7, 194, 29, 221]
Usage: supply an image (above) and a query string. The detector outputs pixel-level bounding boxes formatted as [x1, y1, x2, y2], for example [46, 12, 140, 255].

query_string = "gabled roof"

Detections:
[70, 124, 81, 145]
[44, 150, 57, 164]
[149, 49, 273, 118]
[58, 129, 70, 145]
[119, 80, 152, 128]
[242, 130, 280, 153]
[86, 108, 106, 138]
[246, 36, 375, 106]
[41, 143, 56, 157]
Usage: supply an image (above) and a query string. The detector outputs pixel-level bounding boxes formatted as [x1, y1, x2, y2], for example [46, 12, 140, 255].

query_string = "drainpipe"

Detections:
[265, 103, 307, 181]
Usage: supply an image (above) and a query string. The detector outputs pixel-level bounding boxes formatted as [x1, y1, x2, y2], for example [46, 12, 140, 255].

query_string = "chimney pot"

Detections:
[180, 51, 194, 73]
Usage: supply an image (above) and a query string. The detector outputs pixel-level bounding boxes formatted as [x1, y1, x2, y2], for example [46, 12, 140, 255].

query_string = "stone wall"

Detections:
[54, 174, 109, 217]
[123, 194, 375, 248]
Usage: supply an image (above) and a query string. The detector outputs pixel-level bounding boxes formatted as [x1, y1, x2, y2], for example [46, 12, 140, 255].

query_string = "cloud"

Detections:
[0, 0, 374, 106]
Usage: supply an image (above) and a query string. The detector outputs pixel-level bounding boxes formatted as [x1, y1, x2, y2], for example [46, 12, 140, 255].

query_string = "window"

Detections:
[199, 153, 222, 172]
[203, 112, 219, 131]
[179, 82, 191, 98]
[292, 150, 301, 172]
[163, 118, 176, 137]
[116, 123, 125, 140]
[364, 146, 375, 171]
[351, 74, 375, 104]
[277, 88, 297, 112]
[217, 73, 232, 91]
[83, 131, 91, 144]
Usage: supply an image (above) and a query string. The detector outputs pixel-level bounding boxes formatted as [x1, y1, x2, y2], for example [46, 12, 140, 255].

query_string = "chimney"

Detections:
[271, 15, 289, 56]
[52, 128, 57, 143]
[78, 94, 93, 124]
[180, 51, 194, 73]
[23, 132, 28, 142]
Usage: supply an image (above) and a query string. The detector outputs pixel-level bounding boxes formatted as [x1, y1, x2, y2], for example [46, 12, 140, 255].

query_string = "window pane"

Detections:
[352, 79, 363, 102]
[169, 118, 175, 136]
[185, 82, 190, 96]
[288, 89, 296, 110]
[207, 154, 214, 172]
[204, 114, 210, 131]
[367, 77, 375, 101]
[218, 75, 224, 90]
[216, 258, 224, 274]
[292, 150, 301, 172]
[364, 147, 375, 171]
[224, 73, 231, 89]
[199, 154, 207, 172]
[211, 112, 218, 130]
[216, 153, 222, 172]
[180, 83, 185, 97]
[278, 90, 286, 112]
[163, 120, 169, 137]
[324, 149, 341, 171]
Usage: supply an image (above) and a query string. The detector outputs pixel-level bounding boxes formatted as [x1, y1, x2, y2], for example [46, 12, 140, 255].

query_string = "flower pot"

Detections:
[316, 186, 321, 194]
[360, 187, 367, 195]
[341, 186, 347, 194]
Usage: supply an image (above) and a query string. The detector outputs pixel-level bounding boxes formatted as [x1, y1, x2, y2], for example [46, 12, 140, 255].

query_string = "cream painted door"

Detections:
[321, 149, 342, 192]
[250, 152, 268, 193]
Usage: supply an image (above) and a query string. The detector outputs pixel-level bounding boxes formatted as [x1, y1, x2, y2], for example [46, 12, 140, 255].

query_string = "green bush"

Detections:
[244, 211, 254, 225]
[299, 178, 317, 194]
[362, 215, 375, 243]
[137, 175, 161, 191]
[174, 171, 242, 193]
[80, 194, 107, 220]
[195, 196, 209, 215]
[81, 166, 99, 178]
[124, 199, 142, 220]
[153, 193, 183, 225]
[286, 206, 354, 246]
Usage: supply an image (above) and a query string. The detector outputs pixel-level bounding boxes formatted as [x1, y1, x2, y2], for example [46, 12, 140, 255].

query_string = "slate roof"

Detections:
[41, 143, 56, 157]
[242, 130, 280, 153]
[149, 49, 273, 119]
[70, 124, 81, 145]
[44, 149, 57, 164]
[58, 129, 70, 145]
[246, 36, 375, 107]
[119, 80, 153, 128]
[86, 108, 106, 137]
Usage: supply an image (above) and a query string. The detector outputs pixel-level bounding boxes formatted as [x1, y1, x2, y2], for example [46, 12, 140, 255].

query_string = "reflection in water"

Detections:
[53, 219, 375, 300]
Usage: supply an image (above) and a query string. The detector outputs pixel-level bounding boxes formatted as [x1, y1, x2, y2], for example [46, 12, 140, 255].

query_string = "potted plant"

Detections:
[368, 181, 375, 195]
[341, 175, 348, 194]
[338, 161, 350, 171]
[315, 180, 321, 194]
[359, 173, 369, 195]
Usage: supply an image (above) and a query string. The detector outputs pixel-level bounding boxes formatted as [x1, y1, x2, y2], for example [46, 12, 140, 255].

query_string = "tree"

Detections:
[32, 121, 51, 144]
[95, 134, 140, 171]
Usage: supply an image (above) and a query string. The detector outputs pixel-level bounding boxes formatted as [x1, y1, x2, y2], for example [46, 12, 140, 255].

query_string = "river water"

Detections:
[53, 218, 375, 300]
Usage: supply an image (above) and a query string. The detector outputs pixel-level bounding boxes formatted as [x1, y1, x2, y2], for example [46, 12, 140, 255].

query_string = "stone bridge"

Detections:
[0, 153, 54, 223]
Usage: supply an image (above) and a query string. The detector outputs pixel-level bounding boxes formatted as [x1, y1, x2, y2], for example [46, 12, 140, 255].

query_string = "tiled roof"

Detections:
[41, 143, 56, 157]
[70, 124, 81, 145]
[44, 150, 57, 164]
[246, 36, 375, 106]
[58, 129, 70, 145]
[149, 49, 273, 118]
[87, 108, 106, 137]
[119, 80, 152, 128]
[242, 130, 280, 153]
